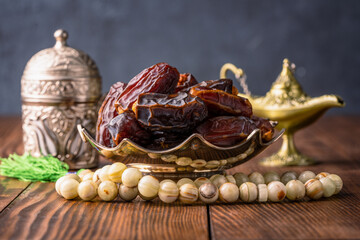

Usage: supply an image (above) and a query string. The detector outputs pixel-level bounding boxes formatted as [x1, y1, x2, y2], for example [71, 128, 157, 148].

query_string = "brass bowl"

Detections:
[77, 124, 284, 178]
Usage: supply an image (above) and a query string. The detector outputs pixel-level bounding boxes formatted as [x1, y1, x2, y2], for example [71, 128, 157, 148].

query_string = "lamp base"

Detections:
[259, 151, 316, 166]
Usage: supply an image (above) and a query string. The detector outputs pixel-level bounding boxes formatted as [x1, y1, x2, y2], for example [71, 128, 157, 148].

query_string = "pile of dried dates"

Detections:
[96, 62, 274, 149]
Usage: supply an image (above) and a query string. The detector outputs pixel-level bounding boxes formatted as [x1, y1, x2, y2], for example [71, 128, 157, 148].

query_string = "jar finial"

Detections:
[54, 29, 68, 48]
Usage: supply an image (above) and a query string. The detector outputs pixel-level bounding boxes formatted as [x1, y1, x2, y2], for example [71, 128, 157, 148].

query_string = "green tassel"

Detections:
[0, 153, 69, 182]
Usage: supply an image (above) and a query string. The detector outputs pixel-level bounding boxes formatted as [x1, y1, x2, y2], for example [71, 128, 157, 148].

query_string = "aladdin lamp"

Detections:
[220, 58, 345, 166]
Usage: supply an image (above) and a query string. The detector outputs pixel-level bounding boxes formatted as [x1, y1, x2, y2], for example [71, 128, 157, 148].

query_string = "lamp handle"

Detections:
[220, 63, 251, 96]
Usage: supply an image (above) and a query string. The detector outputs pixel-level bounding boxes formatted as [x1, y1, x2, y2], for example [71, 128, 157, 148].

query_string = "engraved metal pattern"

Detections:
[22, 103, 98, 169]
[78, 123, 284, 178]
[220, 59, 345, 166]
[21, 78, 101, 102]
[21, 30, 101, 102]
[21, 29, 101, 169]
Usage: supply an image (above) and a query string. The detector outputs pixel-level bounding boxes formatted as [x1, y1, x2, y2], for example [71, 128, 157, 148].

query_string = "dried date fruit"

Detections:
[251, 116, 274, 141]
[232, 86, 239, 95]
[175, 73, 198, 92]
[206, 79, 241, 96]
[133, 91, 208, 133]
[190, 86, 253, 117]
[107, 111, 150, 146]
[197, 79, 234, 93]
[96, 82, 127, 147]
[182, 79, 234, 94]
[196, 116, 258, 147]
[115, 63, 180, 113]
[146, 134, 188, 150]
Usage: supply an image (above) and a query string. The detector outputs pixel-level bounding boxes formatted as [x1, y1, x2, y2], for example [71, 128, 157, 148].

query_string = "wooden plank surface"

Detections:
[0, 182, 209, 240]
[0, 176, 30, 213]
[0, 116, 359, 240]
[211, 116, 360, 240]
[0, 115, 209, 240]
[0, 117, 30, 213]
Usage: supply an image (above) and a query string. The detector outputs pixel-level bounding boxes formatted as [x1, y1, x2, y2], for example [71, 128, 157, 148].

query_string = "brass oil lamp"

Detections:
[220, 58, 345, 166]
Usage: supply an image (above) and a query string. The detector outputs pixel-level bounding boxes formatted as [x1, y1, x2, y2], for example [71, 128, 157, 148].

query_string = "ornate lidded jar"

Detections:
[21, 29, 102, 169]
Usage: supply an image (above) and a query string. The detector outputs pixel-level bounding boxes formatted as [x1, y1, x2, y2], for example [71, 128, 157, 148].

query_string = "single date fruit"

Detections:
[175, 73, 198, 92]
[251, 116, 274, 141]
[96, 82, 127, 147]
[196, 116, 260, 147]
[197, 79, 234, 93]
[115, 63, 179, 113]
[182, 78, 234, 94]
[108, 111, 150, 146]
[133, 91, 208, 133]
[190, 86, 253, 117]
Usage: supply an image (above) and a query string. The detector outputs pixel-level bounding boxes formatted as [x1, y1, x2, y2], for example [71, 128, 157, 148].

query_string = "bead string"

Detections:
[56, 163, 343, 204]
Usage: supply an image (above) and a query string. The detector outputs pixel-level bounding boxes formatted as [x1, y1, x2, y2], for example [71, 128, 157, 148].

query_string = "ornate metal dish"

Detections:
[78, 123, 284, 178]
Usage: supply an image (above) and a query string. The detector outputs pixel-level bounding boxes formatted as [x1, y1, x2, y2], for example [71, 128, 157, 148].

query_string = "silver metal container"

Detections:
[21, 29, 102, 169]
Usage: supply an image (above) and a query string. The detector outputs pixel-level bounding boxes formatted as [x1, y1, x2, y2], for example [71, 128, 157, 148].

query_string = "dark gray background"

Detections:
[0, 0, 359, 114]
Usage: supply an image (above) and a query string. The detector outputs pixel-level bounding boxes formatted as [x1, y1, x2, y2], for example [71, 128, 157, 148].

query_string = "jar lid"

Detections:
[21, 29, 102, 103]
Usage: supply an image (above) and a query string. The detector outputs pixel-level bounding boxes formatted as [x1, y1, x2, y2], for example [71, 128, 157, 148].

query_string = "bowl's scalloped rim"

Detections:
[78, 124, 284, 155]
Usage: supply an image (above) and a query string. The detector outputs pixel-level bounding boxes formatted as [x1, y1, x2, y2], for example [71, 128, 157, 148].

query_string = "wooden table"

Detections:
[0, 116, 359, 240]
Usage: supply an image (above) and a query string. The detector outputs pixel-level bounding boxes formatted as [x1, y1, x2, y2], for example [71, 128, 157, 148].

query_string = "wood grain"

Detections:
[0, 116, 23, 157]
[0, 176, 30, 213]
[1, 116, 360, 240]
[0, 182, 209, 240]
[0, 117, 29, 213]
[211, 116, 360, 240]
[0, 117, 207, 240]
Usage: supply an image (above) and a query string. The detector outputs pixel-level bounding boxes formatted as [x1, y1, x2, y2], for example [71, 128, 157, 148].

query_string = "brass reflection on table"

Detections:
[220, 58, 345, 166]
